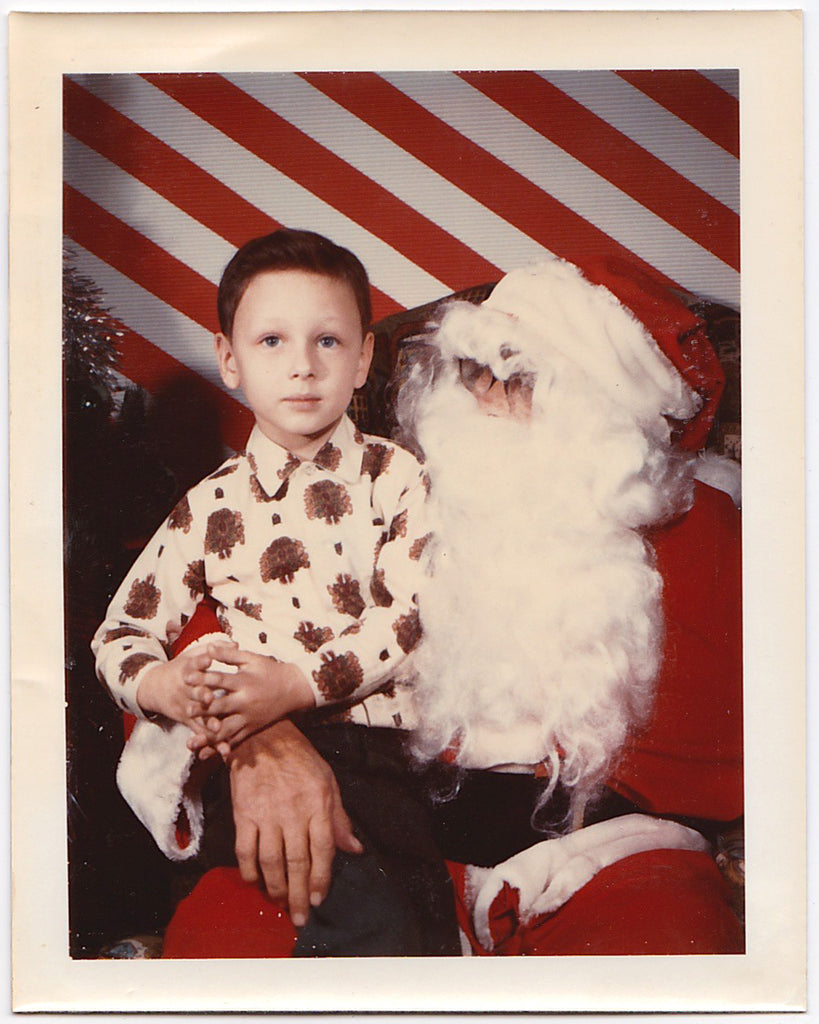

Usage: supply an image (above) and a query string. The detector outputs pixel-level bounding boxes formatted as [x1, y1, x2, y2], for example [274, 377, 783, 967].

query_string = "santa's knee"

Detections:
[514, 849, 743, 956]
[162, 867, 298, 959]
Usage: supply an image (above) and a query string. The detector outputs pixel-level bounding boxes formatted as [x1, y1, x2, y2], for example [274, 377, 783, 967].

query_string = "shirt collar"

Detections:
[245, 415, 366, 495]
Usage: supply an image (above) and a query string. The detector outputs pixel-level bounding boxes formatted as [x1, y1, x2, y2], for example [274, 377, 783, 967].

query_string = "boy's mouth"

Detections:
[284, 395, 321, 404]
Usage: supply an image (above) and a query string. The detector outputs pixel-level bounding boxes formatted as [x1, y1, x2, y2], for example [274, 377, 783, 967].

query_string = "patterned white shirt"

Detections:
[92, 415, 429, 731]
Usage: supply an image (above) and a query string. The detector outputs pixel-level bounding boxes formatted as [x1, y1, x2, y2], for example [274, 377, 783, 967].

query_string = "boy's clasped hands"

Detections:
[137, 640, 316, 761]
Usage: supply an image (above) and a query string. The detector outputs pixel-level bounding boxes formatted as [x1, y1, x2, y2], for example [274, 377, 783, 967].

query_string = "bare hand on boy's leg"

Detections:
[187, 643, 316, 758]
[228, 720, 364, 926]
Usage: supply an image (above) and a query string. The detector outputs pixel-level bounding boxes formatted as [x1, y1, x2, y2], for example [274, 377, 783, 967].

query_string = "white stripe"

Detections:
[68, 244, 243, 401]
[63, 134, 235, 284]
[68, 74, 449, 310]
[537, 70, 739, 212]
[222, 72, 554, 275]
[382, 71, 739, 308]
[697, 69, 740, 100]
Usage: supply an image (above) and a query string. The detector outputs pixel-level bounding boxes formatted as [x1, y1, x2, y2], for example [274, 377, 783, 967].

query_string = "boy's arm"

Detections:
[287, 452, 430, 711]
[92, 492, 209, 721]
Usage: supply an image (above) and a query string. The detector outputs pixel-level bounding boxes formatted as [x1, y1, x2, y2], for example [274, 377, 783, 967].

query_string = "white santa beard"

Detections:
[408, 367, 691, 811]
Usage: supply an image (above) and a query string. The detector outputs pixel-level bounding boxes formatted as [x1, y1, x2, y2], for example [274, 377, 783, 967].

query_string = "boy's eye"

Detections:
[317, 335, 339, 349]
[261, 335, 281, 348]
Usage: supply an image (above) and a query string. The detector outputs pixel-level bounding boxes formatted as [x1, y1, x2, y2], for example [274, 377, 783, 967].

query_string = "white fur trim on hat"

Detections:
[481, 261, 699, 424]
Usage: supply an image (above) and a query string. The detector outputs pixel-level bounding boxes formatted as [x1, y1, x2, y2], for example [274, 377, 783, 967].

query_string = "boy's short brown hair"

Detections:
[217, 228, 373, 337]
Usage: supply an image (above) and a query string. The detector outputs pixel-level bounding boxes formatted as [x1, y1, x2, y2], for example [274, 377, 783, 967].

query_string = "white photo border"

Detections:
[9, 8, 805, 1013]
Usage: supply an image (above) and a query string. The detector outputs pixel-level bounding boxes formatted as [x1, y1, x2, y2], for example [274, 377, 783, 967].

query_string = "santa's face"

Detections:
[457, 356, 535, 420]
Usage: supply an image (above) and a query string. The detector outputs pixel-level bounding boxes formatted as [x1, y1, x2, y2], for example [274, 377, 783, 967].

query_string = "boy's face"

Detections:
[216, 269, 374, 458]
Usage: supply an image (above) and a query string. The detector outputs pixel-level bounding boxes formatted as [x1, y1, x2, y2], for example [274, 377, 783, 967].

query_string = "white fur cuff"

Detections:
[115, 633, 235, 860]
[117, 718, 202, 861]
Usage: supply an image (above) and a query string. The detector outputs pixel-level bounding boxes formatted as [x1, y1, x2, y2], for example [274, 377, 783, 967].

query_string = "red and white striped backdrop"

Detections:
[63, 70, 739, 450]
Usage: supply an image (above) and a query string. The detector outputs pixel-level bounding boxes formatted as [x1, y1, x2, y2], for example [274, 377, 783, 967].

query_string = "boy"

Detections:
[93, 229, 460, 955]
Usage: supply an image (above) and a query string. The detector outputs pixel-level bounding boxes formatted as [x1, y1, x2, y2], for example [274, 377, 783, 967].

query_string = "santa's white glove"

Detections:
[471, 813, 710, 951]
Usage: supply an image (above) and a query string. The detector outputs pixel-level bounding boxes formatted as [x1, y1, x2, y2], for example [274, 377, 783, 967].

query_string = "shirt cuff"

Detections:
[116, 656, 165, 720]
[289, 650, 325, 708]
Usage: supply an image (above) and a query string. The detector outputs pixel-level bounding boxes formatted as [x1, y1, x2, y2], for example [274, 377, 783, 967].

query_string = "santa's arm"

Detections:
[471, 814, 709, 951]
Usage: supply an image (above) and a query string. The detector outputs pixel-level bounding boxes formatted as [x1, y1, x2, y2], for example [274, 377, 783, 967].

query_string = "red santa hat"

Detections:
[563, 257, 725, 452]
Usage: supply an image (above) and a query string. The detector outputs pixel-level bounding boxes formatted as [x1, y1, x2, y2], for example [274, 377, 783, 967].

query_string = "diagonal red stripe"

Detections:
[301, 72, 682, 293]
[115, 320, 254, 453]
[64, 77, 280, 248]
[459, 71, 739, 271]
[615, 70, 739, 158]
[63, 77, 402, 324]
[142, 72, 501, 295]
[64, 184, 220, 333]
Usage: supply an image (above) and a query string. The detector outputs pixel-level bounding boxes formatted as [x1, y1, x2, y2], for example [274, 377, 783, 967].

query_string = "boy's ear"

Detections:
[354, 331, 375, 390]
[215, 333, 240, 390]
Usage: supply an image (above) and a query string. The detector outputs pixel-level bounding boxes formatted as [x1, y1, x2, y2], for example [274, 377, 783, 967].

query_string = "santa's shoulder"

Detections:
[692, 451, 741, 511]
[649, 477, 741, 569]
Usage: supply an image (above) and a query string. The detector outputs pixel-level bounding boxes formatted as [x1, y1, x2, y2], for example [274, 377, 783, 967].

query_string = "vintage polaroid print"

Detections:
[9, 8, 804, 1014]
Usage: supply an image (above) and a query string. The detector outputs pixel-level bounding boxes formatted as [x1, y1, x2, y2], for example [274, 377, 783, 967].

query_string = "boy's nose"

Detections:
[289, 341, 318, 378]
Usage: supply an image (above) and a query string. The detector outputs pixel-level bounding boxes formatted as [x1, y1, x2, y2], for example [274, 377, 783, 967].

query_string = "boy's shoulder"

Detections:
[355, 428, 424, 482]
[206, 448, 249, 479]
[184, 448, 252, 503]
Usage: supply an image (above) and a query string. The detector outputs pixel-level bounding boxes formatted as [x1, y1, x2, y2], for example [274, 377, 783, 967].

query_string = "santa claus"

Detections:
[131, 256, 744, 959]
[388, 257, 742, 953]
